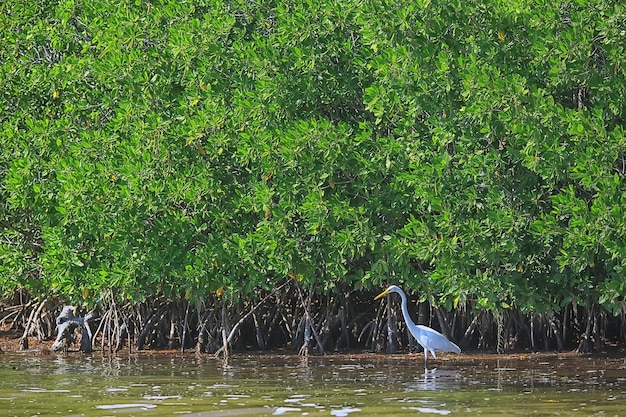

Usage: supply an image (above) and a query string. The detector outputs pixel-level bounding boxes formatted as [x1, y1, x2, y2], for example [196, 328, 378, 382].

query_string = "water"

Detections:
[0, 352, 624, 416]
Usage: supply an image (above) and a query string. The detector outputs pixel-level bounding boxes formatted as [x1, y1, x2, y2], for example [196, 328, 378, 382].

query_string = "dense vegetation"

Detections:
[1, 0, 625, 354]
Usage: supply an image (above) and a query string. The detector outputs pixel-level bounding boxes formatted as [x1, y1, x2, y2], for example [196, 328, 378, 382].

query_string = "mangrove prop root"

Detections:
[293, 280, 325, 356]
[19, 298, 48, 350]
[214, 281, 290, 357]
[136, 305, 168, 351]
[2, 285, 625, 354]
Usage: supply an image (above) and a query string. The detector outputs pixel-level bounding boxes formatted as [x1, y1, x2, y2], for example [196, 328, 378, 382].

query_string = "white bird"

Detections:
[375, 285, 461, 367]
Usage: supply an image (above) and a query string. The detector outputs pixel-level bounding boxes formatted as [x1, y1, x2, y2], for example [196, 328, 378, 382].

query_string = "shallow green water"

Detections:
[0, 352, 624, 416]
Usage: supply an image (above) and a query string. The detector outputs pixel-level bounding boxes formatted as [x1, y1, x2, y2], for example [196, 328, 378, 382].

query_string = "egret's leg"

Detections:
[431, 350, 437, 361]
[424, 350, 428, 367]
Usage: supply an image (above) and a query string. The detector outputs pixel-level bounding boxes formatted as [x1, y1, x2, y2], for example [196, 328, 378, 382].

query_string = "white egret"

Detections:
[375, 285, 461, 366]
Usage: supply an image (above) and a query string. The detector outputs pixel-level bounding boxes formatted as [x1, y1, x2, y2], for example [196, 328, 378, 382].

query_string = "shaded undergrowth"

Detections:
[2, 283, 624, 355]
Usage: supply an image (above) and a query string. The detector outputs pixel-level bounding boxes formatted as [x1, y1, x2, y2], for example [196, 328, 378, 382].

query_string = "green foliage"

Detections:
[1, 0, 625, 321]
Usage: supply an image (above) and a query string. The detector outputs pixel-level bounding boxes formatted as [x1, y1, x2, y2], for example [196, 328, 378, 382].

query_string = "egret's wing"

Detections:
[416, 325, 461, 353]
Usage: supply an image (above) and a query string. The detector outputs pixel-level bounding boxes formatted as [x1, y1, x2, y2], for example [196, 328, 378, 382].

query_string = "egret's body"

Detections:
[375, 285, 461, 366]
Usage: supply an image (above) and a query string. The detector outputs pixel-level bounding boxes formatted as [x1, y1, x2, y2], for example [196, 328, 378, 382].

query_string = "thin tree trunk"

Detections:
[562, 303, 570, 346]
[549, 316, 564, 351]
[252, 312, 265, 351]
[577, 305, 593, 353]
[435, 307, 454, 339]
[220, 299, 229, 358]
[385, 295, 397, 353]
[460, 312, 481, 349]
[181, 302, 190, 353]
[530, 314, 536, 350]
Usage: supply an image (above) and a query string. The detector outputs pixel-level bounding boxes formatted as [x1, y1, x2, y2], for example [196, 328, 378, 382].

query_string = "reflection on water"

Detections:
[0, 352, 625, 416]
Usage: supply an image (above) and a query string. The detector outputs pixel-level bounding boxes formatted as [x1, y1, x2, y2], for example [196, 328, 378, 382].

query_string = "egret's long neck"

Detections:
[397, 290, 414, 328]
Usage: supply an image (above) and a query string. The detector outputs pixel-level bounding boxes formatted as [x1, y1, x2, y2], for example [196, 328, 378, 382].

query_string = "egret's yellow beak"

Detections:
[374, 287, 390, 300]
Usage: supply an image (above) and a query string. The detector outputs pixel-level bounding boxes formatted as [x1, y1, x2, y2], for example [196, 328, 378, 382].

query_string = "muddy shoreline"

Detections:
[2, 328, 625, 367]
